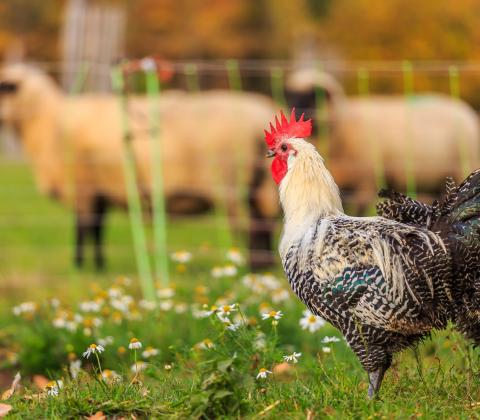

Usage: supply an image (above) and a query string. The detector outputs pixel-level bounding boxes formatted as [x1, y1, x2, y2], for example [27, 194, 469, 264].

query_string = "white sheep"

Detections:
[286, 68, 480, 211]
[0, 64, 279, 269]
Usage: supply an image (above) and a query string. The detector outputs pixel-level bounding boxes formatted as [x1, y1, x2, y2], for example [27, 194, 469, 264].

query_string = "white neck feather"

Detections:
[279, 138, 343, 255]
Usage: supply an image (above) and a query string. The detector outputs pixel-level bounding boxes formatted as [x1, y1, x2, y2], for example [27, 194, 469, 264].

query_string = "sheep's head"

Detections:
[264, 109, 312, 185]
[0, 68, 21, 126]
[0, 64, 60, 127]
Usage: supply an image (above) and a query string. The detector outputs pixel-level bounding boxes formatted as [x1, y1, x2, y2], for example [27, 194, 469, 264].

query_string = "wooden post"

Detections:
[62, 0, 125, 92]
[357, 67, 385, 192]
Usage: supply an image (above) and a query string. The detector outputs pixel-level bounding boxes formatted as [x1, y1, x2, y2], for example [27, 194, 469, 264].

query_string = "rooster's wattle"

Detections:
[265, 109, 480, 397]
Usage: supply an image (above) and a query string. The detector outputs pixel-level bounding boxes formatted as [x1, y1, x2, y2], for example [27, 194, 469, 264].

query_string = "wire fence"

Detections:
[2, 58, 480, 297]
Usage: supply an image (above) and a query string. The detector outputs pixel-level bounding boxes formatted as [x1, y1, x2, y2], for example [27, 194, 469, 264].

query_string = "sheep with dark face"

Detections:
[286, 69, 480, 212]
[0, 64, 279, 269]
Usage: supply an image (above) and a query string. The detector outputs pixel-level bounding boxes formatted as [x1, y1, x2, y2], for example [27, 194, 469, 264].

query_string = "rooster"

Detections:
[264, 109, 480, 397]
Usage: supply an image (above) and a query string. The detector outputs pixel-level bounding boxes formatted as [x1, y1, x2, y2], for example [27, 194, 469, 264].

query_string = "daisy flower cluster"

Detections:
[6, 247, 350, 393]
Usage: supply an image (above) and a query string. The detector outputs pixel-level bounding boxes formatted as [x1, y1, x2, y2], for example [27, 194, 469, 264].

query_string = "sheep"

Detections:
[286, 69, 480, 212]
[0, 64, 279, 270]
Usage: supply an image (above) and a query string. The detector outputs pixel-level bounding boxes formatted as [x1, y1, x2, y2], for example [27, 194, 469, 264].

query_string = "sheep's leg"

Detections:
[92, 195, 108, 270]
[248, 217, 275, 269]
[74, 216, 88, 268]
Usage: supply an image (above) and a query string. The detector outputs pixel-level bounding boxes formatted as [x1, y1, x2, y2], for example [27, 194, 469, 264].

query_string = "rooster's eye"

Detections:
[281, 144, 288, 152]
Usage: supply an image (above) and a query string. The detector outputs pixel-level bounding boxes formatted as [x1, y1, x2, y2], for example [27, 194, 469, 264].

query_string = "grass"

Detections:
[1, 158, 480, 418]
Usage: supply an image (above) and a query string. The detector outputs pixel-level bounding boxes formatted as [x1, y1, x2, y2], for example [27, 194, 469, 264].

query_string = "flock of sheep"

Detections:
[0, 63, 478, 269]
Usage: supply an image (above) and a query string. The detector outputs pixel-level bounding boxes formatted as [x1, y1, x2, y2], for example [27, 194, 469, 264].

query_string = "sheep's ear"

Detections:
[0, 81, 19, 94]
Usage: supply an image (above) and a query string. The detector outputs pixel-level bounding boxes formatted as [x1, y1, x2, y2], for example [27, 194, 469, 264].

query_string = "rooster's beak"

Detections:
[266, 149, 275, 158]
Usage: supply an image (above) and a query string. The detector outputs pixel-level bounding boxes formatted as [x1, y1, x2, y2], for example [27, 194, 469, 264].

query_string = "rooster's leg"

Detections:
[367, 367, 387, 398]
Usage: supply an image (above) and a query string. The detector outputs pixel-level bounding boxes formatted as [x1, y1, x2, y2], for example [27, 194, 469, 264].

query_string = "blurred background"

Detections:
[2, 0, 480, 304]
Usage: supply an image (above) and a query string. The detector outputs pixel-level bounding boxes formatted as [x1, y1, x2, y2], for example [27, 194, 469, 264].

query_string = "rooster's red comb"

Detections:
[264, 108, 312, 147]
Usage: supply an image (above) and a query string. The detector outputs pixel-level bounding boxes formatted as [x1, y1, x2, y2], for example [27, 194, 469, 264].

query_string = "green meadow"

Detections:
[0, 159, 479, 419]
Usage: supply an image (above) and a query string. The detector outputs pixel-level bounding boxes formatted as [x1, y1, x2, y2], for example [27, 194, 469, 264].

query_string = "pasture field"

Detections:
[0, 159, 480, 419]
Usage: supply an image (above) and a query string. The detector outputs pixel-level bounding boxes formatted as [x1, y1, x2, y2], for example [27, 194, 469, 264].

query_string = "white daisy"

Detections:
[195, 338, 215, 350]
[254, 332, 266, 350]
[107, 287, 123, 298]
[322, 336, 341, 344]
[226, 248, 244, 265]
[204, 305, 219, 316]
[45, 380, 63, 397]
[79, 300, 102, 313]
[82, 343, 105, 359]
[261, 310, 283, 320]
[12, 302, 37, 316]
[128, 338, 142, 350]
[260, 274, 280, 290]
[299, 310, 326, 332]
[131, 361, 148, 373]
[157, 287, 175, 299]
[97, 336, 114, 347]
[256, 368, 272, 379]
[223, 265, 238, 277]
[142, 346, 160, 358]
[174, 303, 188, 314]
[100, 369, 122, 383]
[224, 321, 241, 332]
[283, 352, 302, 364]
[159, 300, 174, 311]
[191, 305, 210, 319]
[322, 347, 331, 354]
[69, 360, 82, 379]
[217, 304, 238, 317]
[139, 300, 157, 311]
[170, 251, 192, 264]
[272, 288, 290, 303]
[211, 266, 224, 278]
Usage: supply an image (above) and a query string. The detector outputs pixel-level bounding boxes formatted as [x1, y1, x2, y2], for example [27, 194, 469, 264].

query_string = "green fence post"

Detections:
[449, 65, 470, 177]
[314, 61, 329, 157]
[111, 65, 155, 301]
[402, 60, 417, 198]
[226, 59, 242, 91]
[185, 63, 200, 92]
[65, 63, 89, 275]
[224, 59, 251, 250]
[144, 59, 169, 287]
[357, 67, 385, 192]
[270, 66, 286, 108]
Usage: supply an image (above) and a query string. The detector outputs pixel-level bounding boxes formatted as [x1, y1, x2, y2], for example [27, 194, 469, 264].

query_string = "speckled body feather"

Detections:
[282, 214, 453, 372]
[377, 170, 480, 345]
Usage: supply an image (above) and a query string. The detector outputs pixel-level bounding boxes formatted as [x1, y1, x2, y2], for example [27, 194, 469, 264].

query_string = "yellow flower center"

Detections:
[308, 315, 316, 323]
[130, 338, 139, 344]
[269, 311, 277, 317]
[223, 305, 231, 312]
[89, 344, 97, 349]
[259, 368, 267, 373]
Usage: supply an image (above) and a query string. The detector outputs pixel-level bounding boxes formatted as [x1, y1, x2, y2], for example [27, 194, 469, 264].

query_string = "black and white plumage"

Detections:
[377, 171, 480, 345]
[266, 120, 480, 397]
